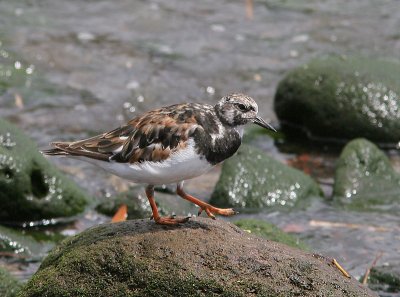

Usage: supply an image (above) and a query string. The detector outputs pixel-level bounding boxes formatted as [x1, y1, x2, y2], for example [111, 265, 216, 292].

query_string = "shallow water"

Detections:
[1, 0, 400, 294]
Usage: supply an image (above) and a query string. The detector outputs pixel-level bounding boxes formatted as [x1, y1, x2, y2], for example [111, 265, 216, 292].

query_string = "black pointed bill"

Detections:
[253, 116, 276, 132]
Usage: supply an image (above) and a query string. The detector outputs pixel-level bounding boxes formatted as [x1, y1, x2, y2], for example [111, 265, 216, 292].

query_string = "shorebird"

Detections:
[43, 93, 275, 225]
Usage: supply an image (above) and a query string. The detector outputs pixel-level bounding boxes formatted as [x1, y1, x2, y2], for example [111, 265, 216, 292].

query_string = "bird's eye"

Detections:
[236, 103, 247, 112]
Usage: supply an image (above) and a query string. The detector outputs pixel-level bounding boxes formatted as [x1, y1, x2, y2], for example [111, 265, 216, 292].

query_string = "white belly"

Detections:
[76, 140, 213, 185]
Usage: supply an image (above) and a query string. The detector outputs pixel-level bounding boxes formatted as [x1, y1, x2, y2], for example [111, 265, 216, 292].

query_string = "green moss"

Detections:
[333, 138, 400, 212]
[210, 144, 323, 211]
[368, 264, 400, 293]
[0, 266, 22, 297]
[234, 219, 308, 250]
[19, 227, 252, 297]
[0, 118, 90, 221]
[274, 55, 400, 144]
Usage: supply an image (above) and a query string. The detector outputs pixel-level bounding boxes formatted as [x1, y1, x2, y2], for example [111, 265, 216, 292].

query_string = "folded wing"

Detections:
[43, 104, 201, 163]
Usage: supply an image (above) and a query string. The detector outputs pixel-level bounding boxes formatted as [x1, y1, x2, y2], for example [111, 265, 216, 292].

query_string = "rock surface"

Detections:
[333, 138, 400, 212]
[0, 266, 22, 297]
[0, 118, 89, 222]
[210, 144, 323, 211]
[19, 218, 375, 297]
[274, 56, 400, 144]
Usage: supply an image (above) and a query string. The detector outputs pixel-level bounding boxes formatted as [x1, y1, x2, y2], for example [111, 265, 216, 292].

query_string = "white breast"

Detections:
[75, 139, 213, 185]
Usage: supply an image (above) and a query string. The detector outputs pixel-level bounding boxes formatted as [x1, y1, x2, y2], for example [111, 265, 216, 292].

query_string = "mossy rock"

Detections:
[96, 186, 197, 219]
[0, 225, 42, 257]
[19, 218, 375, 297]
[0, 266, 22, 297]
[234, 219, 308, 250]
[210, 144, 323, 211]
[333, 138, 400, 212]
[368, 264, 400, 293]
[274, 55, 400, 145]
[0, 118, 90, 222]
[96, 186, 152, 219]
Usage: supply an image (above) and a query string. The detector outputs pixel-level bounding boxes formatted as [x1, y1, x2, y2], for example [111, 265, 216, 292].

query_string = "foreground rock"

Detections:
[210, 145, 323, 211]
[0, 118, 89, 222]
[333, 138, 400, 212]
[19, 218, 375, 297]
[0, 266, 22, 297]
[274, 56, 400, 144]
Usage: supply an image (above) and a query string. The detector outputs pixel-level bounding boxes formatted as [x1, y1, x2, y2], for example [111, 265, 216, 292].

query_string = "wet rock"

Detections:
[0, 266, 22, 297]
[234, 219, 308, 250]
[0, 118, 89, 222]
[274, 56, 400, 144]
[19, 218, 375, 297]
[333, 138, 400, 212]
[210, 144, 323, 211]
[0, 225, 41, 257]
[368, 264, 400, 293]
[96, 186, 151, 219]
[96, 186, 197, 219]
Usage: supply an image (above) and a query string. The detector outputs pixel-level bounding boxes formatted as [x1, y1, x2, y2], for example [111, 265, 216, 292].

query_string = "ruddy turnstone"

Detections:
[43, 93, 275, 225]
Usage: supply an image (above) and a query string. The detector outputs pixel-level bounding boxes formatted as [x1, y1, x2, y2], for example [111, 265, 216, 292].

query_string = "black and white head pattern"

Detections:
[214, 93, 259, 126]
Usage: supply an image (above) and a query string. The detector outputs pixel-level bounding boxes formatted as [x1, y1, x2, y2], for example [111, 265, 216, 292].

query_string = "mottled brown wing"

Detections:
[45, 103, 202, 163]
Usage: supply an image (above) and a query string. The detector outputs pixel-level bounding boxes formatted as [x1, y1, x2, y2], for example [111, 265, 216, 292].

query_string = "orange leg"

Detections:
[176, 183, 237, 219]
[145, 185, 190, 225]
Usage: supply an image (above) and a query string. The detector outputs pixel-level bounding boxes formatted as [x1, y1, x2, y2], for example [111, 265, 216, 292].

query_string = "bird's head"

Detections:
[215, 93, 276, 131]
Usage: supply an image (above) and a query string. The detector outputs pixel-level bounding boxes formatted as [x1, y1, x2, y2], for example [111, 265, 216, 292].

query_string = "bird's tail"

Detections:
[41, 142, 73, 156]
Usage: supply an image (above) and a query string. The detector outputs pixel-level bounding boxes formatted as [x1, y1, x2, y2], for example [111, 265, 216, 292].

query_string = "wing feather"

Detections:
[43, 103, 204, 163]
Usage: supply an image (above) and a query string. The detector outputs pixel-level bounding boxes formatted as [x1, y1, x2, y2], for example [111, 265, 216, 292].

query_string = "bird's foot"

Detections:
[197, 206, 237, 219]
[153, 215, 191, 225]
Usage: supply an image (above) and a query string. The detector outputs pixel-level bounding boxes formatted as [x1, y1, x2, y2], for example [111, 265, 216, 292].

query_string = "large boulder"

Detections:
[0, 118, 89, 222]
[210, 145, 323, 211]
[333, 138, 400, 212]
[19, 218, 375, 297]
[274, 56, 400, 144]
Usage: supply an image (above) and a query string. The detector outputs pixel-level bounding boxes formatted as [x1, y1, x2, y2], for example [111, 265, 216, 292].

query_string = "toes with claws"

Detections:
[154, 216, 191, 225]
